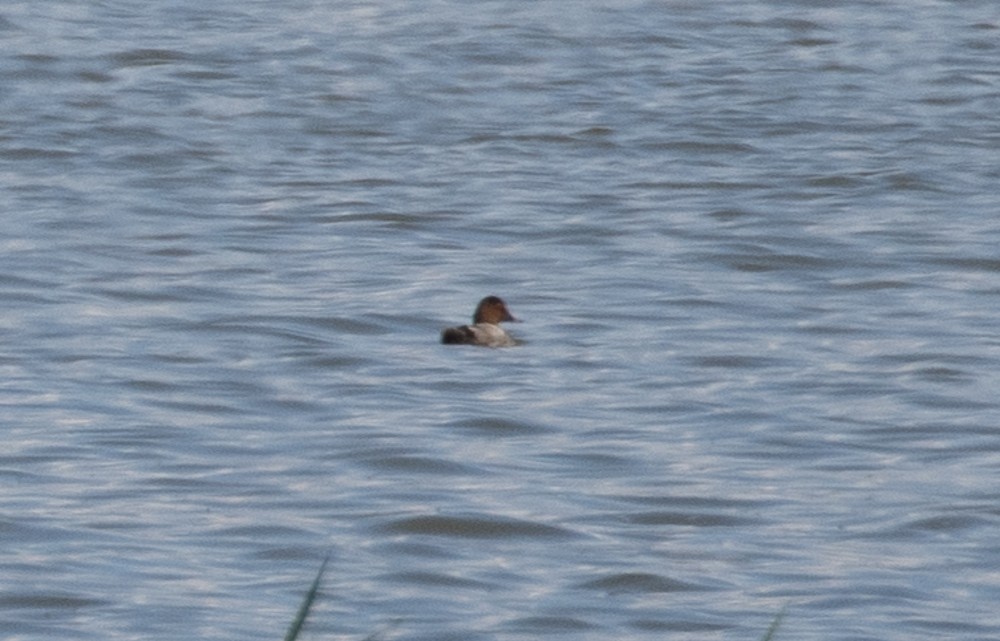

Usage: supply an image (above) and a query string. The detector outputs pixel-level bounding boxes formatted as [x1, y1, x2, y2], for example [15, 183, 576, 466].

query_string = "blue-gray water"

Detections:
[3, 2, 999, 640]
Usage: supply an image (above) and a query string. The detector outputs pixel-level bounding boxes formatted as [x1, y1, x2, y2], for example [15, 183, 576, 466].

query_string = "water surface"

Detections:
[2, 2, 1000, 640]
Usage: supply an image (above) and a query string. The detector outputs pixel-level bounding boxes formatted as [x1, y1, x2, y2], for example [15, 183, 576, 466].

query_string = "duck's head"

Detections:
[473, 295, 518, 325]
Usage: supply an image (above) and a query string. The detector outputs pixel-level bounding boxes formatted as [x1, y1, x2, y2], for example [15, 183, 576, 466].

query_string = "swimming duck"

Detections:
[441, 296, 520, 347]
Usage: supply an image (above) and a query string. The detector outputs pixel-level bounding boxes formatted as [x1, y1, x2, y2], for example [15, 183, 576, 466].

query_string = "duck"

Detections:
[441, 296, 520, 347]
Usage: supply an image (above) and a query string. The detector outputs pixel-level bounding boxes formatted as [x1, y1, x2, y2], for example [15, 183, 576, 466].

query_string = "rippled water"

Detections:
[3, 2, 1000, 640]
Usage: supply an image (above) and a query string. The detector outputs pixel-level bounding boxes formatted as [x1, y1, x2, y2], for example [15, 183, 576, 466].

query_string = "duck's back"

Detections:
[441, 325, 475, 345]
[441, 323, 515, 347]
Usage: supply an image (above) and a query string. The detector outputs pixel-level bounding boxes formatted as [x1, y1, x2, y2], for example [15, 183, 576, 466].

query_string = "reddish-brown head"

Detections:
[473, 295, 518, 324]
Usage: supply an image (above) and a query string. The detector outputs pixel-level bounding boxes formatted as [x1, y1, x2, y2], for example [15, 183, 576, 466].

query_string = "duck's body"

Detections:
[441, 322, 516, 348]
[441, 296, 519, 347]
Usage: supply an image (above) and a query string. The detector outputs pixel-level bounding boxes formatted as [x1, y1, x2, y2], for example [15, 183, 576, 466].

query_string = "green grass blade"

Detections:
[283, 555, 330, 641]
[758, 604, 787, 641]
